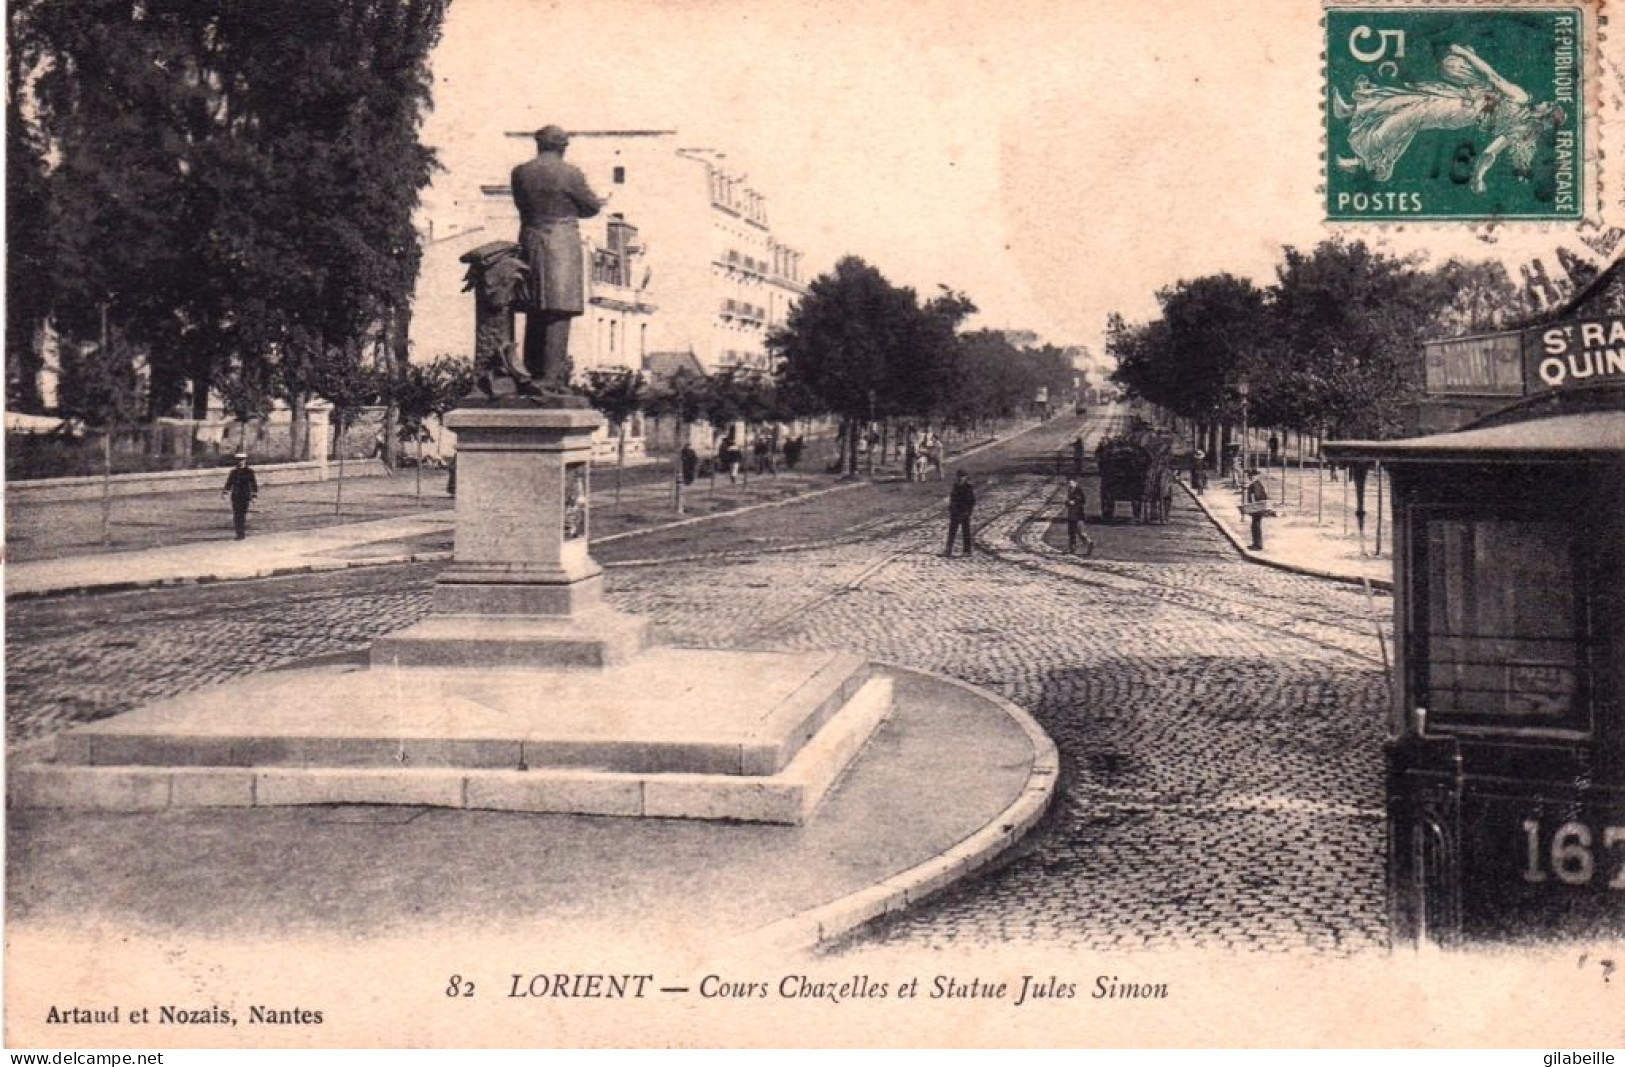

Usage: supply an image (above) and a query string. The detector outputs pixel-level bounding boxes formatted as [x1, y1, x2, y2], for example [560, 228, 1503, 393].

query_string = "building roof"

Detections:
[1324, 410, 1625, 464]
[642, 351, 705, 382]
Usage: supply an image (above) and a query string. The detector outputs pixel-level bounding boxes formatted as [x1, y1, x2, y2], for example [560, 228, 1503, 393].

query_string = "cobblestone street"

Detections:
[6, 413, 1393, 953]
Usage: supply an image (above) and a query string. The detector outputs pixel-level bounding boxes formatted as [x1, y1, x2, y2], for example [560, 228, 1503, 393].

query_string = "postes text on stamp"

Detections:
[1326, 6, 1584, 221]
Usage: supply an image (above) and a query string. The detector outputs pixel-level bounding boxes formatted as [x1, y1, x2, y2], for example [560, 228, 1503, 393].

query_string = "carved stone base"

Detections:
[431, 572, 606, 616]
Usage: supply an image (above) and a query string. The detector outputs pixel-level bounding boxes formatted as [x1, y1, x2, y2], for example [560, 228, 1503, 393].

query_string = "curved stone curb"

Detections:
[741, 660, 1060, 953]
[1180, 481, 1394, 593]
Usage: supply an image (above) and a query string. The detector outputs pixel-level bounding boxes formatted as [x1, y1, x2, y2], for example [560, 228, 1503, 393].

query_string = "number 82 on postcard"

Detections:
[1325, 5, 1586, 221]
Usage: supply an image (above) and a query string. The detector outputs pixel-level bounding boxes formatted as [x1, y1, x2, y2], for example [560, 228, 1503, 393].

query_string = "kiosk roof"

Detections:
[1324, 411, 1625, 465]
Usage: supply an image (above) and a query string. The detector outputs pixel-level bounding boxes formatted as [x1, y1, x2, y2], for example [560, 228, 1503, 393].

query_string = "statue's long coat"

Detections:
[510, 152, 603, 314]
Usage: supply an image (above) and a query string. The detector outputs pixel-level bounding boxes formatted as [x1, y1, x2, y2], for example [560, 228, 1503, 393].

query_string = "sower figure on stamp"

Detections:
[945, 470, 976, 557]
[222, 452, 258, 540]
[512, 125, 603, 396]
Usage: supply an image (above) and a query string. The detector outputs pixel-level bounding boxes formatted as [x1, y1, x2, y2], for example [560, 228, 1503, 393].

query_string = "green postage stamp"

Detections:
[1325, 6, 1584, 221]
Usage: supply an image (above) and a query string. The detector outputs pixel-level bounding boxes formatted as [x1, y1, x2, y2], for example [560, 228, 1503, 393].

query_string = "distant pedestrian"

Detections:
[1071, 435, 1085, 476]
[721, 437, 741, 483]
[1063, 476, 1094, 556]
[945, 470, 976, 557]
[753, 434, 771, 475]
[1191, 448, 1207, 494]
[904, 431, 918, 483]
[1268, 433, 1281, 467]
[680, 444, 698, 486]
[929, 432, 945, 480]
[1244, 466, 1271, 550]
[222, 452, 258, 540]
[784, 435, 803, 470]
[1223, 441, 1242, 486]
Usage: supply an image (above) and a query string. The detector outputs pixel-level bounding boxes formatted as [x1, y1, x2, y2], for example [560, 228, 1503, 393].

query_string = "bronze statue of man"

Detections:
[512, 125, 603, 392]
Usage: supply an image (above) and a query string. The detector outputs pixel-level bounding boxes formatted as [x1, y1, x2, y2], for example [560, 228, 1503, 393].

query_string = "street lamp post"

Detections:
[1236, 379, 1250, 488]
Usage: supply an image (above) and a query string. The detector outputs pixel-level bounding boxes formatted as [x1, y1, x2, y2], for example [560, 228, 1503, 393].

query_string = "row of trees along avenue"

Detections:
[767, 255, 1081, 475]
[1106, 238, 1561, 460]
[6, 0, 451, 472]
[573, 255, 1085, 500]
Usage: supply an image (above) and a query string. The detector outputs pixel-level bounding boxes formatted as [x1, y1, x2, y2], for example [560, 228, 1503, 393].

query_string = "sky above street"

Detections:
[419, 0, 1620, 361]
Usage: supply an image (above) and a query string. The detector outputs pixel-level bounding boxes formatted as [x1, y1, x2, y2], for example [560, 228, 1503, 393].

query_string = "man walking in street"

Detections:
[945, 470, 976, 557]
[1071, 435, 1085, 477]
[1064, 476, 1094, 556]
[222, 452, 258, 540]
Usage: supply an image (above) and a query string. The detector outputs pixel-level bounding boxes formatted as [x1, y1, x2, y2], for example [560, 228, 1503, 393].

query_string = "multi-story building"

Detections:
[411, 129, 810, 378]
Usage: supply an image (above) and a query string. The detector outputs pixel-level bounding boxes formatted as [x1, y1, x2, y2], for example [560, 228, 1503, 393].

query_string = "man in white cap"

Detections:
[222, 452, 258, 540]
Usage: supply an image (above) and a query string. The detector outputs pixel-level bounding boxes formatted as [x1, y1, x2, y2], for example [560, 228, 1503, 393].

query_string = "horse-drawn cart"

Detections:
[1095, 426, 1175, 523]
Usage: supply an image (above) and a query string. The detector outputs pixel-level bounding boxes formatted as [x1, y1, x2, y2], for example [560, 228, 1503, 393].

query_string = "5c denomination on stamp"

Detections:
[1326, 5, 1585, 221]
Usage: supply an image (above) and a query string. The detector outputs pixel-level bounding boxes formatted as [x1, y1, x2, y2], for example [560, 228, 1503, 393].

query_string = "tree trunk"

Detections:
[415, 433, 423, 503]
[615, 421, 626, 505]
[334, 420, 346, 518]
[384, 303, 412, 469]
[288, 391, 309, 462]
[100, 429, 113, 547]
[191, 372, 211, 420]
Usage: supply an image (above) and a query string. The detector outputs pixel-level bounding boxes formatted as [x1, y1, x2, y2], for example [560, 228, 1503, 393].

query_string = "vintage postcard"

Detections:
[5, 0, 1624, 1051]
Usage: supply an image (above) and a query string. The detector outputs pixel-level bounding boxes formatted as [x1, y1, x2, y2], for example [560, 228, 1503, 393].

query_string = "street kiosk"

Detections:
[1326, 378, 1624, 944]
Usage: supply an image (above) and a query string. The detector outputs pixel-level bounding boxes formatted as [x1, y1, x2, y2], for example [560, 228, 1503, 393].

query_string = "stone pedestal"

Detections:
[372, 406, 648, 668]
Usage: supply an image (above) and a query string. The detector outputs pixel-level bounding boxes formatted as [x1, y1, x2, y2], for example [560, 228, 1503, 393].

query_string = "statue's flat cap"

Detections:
[534, 125, 570, 148]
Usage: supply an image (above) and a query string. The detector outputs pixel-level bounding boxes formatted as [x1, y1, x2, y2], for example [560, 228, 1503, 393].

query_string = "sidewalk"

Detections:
[5, 425, 1031, 599]
[1183, 464, 1395, 589]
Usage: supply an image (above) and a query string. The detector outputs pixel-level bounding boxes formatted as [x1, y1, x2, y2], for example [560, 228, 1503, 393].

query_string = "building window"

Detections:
[613, 166, 626, 184]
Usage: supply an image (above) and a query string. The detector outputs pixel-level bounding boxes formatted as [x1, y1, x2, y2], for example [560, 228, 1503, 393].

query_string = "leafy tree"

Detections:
[771, 256, 959, 475]
[6, 3, 53, 412]
[211, 355, 276, 452]
[11, 0, 448, 421]
[1108, 274, 1265, 428]
[393, 354, 472, 501]
[952, 330, 1030, 423]
[887, 286, 975, 422]
[57, 325, 145, 545]
[1429, 258, 1531, 336]
[1267, 239, 1447, 438]
[642, 366, 711, 513]
[581, 367, 647, 504]
[305, 341, 386, 518]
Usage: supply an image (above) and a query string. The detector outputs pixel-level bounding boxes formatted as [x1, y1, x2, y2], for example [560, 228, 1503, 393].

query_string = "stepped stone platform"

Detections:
[11, 648, 892, 825]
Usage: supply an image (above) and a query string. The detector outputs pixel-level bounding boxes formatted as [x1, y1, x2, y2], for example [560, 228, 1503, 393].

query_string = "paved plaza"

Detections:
[6, 412, 1394, 954]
